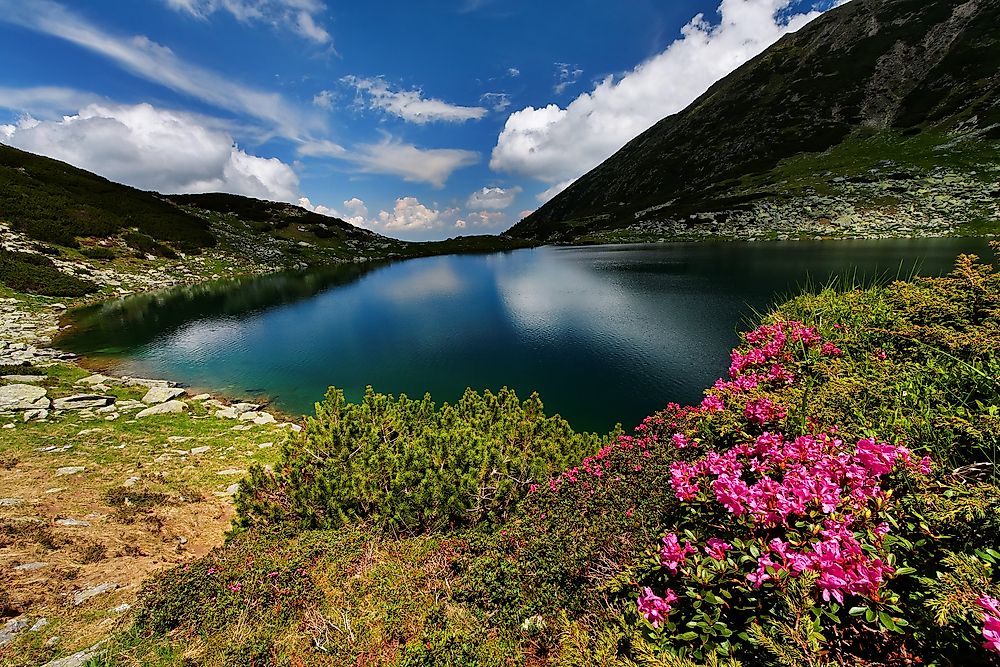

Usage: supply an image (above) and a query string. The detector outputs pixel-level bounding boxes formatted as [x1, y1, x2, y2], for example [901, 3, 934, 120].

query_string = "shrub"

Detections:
[123, 231, 179, 259]
[80, 245, 117, 260]
[236, 386, 614, 534]
[0, 249, 98, 296]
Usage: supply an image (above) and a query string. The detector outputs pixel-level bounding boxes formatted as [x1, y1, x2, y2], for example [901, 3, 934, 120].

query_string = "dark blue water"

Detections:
[58, 238, 994, 433]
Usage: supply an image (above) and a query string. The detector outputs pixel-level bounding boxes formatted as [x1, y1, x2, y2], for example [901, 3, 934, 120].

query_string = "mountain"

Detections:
[506, 0, 1000, 243]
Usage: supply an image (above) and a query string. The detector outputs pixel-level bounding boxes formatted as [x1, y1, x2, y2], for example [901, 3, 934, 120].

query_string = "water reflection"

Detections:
[58, 238, 994, 432]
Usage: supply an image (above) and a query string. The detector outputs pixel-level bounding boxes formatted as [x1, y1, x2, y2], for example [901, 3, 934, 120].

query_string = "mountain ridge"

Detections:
[506, 0, 1000, 243]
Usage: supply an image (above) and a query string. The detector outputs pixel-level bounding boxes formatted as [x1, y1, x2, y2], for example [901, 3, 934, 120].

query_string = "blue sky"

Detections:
[0, 0, 843, 240]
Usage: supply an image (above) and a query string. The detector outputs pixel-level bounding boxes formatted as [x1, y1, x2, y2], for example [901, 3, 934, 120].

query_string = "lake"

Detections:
[58, 238, 995, 433]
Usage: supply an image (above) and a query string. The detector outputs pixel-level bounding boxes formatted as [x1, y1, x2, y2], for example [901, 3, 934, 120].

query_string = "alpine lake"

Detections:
[58, 238, 995, 434]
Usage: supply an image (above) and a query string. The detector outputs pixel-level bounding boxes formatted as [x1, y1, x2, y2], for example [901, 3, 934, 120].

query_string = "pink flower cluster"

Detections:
[715, 321, 821, 394]
[979, 596, 1000, 654]
[744, 397, 786, 425]
[664, 430, 930, 604]
[637, 586, 677, 628]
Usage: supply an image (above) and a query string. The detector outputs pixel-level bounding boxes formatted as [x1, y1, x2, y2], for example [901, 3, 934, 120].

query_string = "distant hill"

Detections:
[506, 0, 1000, 243]
[0, 143, 215, 252]
[166, 192, 376, 242]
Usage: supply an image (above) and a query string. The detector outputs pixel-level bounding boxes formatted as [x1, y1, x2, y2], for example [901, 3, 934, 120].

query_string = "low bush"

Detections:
[80, 245, 117, 260]
[236, 386, 614, 534]
[0, 249, 98, 296]
[122, 231, 179, 259]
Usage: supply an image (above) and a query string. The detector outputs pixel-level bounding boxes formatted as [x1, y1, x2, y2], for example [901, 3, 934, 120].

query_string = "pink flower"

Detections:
[977, 597, 1000, 654]
[227, 582, 241, 593]
[659, 533, 697, 573]
[700, 395, 725, 413]
[704, 538, 732, 560]
[672, 433, 692, 449]
[207, 567, 216, 576]
[821, 342, 843, 357]
[744, 398, 786, 425]
[637, 587, 677, 628]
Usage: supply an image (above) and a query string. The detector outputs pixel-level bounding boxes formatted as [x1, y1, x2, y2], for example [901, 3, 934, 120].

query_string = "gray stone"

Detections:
[52, 395, 115, 410]
[55, 466, 85, 477]
[123, 476, 140, 487]
[233, 402, 261, 414]
[0, 497, 25, 507]
[136, 400, 187, 419]
[73, 582, 118, 606]
[41, 640, 105, 667]
[24, 408, 49, 422]
[76, 374, 111, 386]
[189, 446, 211, 455]
[214, 407, 238, 419]
[217, 469, 247, 476]
[141, 386, 186, 404]
[0, 384, 49, 411]
[253, 412, 276, 425]
[2, 374, 45, 383]
[167, 435, 192, 443]
[191, 393, 211, 401]
[30, 618, 49, 632]
[213, 483, 240, 497]
[122, 377, 173, 389]
[14, 561, 48, 571]
[55, 518, 90, 527]
[0, 616, 29, 648]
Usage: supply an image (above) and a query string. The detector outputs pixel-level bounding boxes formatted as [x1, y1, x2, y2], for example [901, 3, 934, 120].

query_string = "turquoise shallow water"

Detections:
[58, 238, 994, 433]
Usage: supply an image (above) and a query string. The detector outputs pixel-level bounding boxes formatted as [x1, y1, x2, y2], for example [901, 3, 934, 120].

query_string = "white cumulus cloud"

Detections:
[342, 76, 487, 124]
[466, 186, 521, 211]
[3, 102, 300, 201]
[308, 137, 477, 188]
[491, 0, 833, 186]
[164, 0, 331, 44]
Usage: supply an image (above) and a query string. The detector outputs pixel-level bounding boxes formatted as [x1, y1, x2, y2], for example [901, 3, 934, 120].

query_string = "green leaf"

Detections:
[848, 606, 868, 617]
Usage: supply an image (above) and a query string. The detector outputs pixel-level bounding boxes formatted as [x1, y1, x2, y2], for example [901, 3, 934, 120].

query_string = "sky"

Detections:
[0, 0, 845, 241]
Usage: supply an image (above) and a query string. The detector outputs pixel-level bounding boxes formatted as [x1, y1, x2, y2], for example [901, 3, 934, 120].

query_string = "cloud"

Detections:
[342, 76, 487, 124]
[0, 86, 107, 118]
[164, 0, 331, 44]
[480, 92, 511, 112]
[507, 67, 521, 78]
[491, 0, 832, 185]
[2, 102, 300, 201]
[0, 0, 315, 139]
[376, 197, 456, 233]
[466, 186, 521, 211]
[309, 137, 477, 188]
[312, 89, 334, 110]
[553, 62, 583, 95]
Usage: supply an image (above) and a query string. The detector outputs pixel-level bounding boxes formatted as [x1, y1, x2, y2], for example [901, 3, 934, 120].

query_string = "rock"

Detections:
[167, 435, 192, 443]
[0, 497, 25, 507]
[76, 374, 111, 386]
[215, 407, 239, 419]
[53, 395, 115, 410]
[213, 483, 240, 497]
[238, 410, 259, 422]
[258, 442, 273, 449]
[233, 402, 261, 414]
[231, 424, 253, 431]
[191, 393, 211, 401]
[122, 377, 173, 389]
[55, 518, 90, 527]
[0, 384, 49, 411]
[30, 618, 49, 632]
[253, 412, 276, 425]
[23, 408, 48, 422]
[0, 617, 30, 648]
[73, 582, 118, 606]
[136, 400, 187, 419]
[110, 603, 131, 613]
[45, 636, 59, 648]
[2, 374, 45, 383]
[123, 476, 140, 487]
[189, 446, 211, 455]
[141, 386, 186, 404]
[55, 466, 85, 477]
[217, 469, 247, 476]
[2, 423, 13, 430]
[41, 640, 105, 667]
[14, 562, 48, 571]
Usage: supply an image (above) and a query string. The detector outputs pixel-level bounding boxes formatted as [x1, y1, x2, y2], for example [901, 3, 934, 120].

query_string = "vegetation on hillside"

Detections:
[0, 144, 214, 251]
[96, 245, 1000, 666]
[0, 249, 97, 296]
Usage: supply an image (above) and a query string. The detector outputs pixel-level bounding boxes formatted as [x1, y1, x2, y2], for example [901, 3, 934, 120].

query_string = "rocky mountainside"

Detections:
[506, 0, 1000, 243]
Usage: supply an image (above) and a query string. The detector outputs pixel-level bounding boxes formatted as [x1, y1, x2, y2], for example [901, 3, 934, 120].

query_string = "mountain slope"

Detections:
[507, 0, 1000, 243]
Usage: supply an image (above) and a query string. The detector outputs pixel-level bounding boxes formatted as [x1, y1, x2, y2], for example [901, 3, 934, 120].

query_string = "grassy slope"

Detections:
[88, 246, 1000, 667]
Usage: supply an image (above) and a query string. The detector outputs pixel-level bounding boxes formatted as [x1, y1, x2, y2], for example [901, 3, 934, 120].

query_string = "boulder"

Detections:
[76, 374, 111, 386]
[53, 395, 115, 410]
[0, 384, 49, 411]
[55, 467, 85, 477]
[141, 386, 186, 404]
[136, 400, 188, 419]
[2, 374, 45, 383]
[72, 582, 118, 606]
[0, 617, 30, 648]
